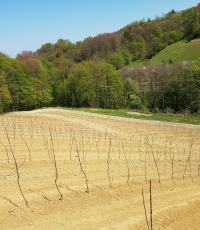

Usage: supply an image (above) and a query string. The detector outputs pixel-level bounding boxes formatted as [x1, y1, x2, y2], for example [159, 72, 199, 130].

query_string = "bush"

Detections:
[122, 50, 132, 65]
[151, 108, 159, 113]
[130, 94, 142, 109]
[108, 53, 125, 69]
[165, 107, 175, 113]
[196, 110, 200, 116]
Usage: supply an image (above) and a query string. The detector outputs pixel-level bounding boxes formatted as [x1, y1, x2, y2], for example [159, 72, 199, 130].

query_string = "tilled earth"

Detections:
[0, 108, 200, 229]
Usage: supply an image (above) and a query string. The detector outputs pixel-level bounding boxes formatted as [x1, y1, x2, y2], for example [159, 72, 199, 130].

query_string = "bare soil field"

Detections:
[0, 108, 200, 230]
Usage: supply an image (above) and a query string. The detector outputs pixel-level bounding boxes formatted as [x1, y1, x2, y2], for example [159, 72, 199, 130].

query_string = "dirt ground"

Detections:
[0, 108, 200, 230]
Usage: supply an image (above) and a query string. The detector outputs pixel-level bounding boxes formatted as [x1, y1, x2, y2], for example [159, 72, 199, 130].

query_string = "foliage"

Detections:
[124, 78, 135, 106]
[50, 61, 123, 109]
[108, 53, 125, 69]
[0, 53, 52, 111]
[119, 61, 200, 114]
[121, 49, 132, 65]
[0, 69, 12, 112]
[130, 94, 142, 109]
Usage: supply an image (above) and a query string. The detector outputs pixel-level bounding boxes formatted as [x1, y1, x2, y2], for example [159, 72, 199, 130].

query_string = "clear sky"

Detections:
[0, 0, 199, 58]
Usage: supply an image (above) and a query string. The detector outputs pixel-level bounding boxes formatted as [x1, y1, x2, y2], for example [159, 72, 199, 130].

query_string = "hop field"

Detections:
[0, 108, 200, 229]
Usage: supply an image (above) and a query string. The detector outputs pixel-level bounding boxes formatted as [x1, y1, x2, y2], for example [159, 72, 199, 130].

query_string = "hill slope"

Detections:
[149, 39, 200, 65]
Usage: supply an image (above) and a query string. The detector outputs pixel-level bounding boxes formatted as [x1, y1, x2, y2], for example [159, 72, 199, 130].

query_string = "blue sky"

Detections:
[0, 0, 199, 58]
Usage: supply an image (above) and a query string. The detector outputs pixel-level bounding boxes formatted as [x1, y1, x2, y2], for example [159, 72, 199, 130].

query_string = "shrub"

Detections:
[130, 94, 142, 109]
[108, 53, 125, 69]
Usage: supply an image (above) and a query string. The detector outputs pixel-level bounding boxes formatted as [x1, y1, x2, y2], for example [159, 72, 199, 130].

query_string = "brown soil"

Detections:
[0, 108, 200, 229]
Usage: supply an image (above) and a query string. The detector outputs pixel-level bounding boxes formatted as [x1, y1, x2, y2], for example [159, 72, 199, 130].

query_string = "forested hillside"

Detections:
[1, 5, 200, 114]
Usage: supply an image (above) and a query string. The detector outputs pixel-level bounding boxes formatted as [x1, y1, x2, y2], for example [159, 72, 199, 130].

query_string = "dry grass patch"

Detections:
[127, 111, 152, 116]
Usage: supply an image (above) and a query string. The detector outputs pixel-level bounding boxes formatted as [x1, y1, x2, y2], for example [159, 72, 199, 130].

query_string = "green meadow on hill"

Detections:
[149, 39, 200, 65]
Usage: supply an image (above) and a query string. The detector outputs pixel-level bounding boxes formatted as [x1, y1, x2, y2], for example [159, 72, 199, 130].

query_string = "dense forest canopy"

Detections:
[1, 5, 200, 114]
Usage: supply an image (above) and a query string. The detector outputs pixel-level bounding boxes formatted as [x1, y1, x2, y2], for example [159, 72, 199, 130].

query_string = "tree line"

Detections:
[120, 61, 200, 114]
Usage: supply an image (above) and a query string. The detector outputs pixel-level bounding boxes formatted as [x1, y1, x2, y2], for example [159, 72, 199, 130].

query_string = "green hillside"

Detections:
[149, 39, 200, 65]
[2, 5, 200, 115]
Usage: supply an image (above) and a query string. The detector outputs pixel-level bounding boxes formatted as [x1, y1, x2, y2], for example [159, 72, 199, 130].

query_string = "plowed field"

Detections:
[0, 108, 200, 229]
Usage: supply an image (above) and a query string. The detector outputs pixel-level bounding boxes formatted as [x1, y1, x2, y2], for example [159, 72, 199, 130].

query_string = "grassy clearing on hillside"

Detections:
[69, 107, 200, 125]
[125, 60, 144, 68]
[150, 39, 200, 65]
[118, 60, 144, 72]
